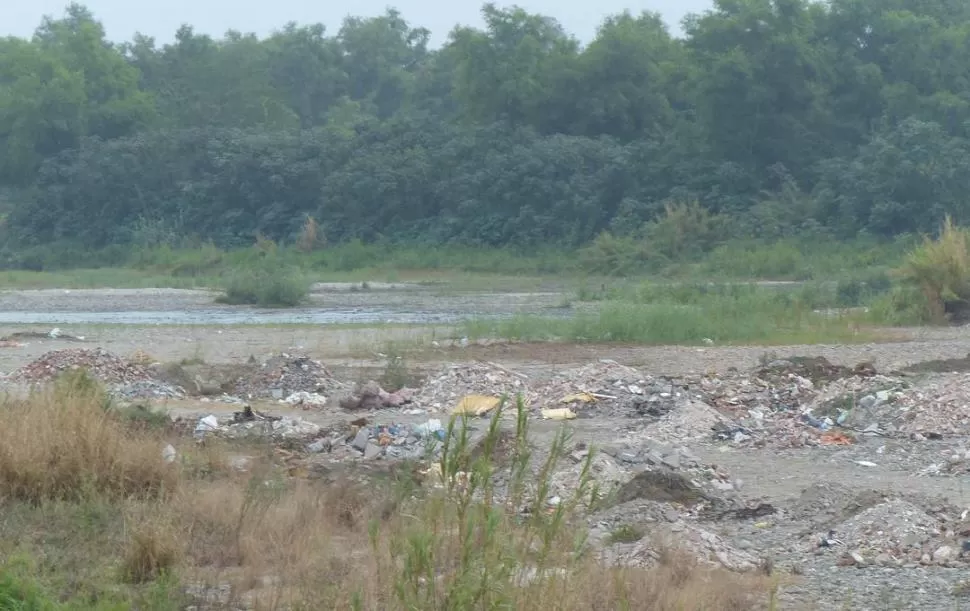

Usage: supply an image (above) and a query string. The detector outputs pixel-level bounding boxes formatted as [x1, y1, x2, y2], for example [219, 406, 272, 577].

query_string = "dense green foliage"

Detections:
[3, 1, 970, 267]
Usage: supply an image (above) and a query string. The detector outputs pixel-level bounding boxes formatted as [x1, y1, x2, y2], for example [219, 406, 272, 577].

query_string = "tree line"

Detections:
[2, 0, 970, 258]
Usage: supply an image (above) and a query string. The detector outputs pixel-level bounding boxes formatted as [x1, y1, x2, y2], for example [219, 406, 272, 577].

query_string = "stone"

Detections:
[932, 545, 954, 564]
[661, 452, 681, 470]
[364, 442, 383, 460]
[351, 429, 370, 452]
[307, 439, 331, 453]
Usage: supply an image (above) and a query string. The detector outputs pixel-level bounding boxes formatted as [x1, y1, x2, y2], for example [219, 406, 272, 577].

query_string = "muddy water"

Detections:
[0, 287, 572, 326]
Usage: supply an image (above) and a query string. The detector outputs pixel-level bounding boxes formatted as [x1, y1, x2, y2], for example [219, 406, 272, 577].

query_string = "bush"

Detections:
[896, 216, 970, 323]
[216, 263, 309, 307]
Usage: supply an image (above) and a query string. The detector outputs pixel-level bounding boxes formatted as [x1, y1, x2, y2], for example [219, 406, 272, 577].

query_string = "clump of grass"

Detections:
[116, 403, 173, 432]
[464, 295, 878, 345]
[216, 264, 309, 308]
[121, 512, 181, 583]
[0, 372, 179, 502]
[896, 216, 970, 323]
[609, 524, 645, 544]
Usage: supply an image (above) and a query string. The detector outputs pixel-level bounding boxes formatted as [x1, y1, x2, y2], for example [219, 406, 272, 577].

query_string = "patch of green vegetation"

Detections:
[464, 282, 888, 345]
[215, 263, 309, 308]
[608, 524, 645, 544]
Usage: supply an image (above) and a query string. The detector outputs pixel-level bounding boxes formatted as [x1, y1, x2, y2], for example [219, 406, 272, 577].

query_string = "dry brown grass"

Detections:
[0, 380, 775, 610]
[0, 372, 179, 502]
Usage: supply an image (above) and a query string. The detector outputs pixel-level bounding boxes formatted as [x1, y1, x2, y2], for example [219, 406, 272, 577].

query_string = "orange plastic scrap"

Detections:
[819, 432, 854, 445]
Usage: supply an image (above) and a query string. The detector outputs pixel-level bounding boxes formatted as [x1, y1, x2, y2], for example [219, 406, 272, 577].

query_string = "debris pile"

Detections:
[536, 360, 690, 418]
[193, 408, 324, 441]
[411, 362, 531, 412]
[338, 381, 415, 410]
[113, 380, 186, 400]
[9, 348, 153, 385]
[814, 499, 962, 566]
[600, 521, 760, 572]
[232, 354, 346, 400]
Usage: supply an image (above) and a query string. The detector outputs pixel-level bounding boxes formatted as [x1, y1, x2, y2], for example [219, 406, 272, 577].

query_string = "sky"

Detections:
[1, 0, 713, 46]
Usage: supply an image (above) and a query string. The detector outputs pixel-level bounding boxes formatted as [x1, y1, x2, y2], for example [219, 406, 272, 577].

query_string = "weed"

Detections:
[378, 346, 420, 392]
[608, 524, 645, 544]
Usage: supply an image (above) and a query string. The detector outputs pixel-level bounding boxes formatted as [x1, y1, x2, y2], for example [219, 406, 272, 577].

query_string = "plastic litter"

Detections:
[541, 407, 577, 420]
[413, 418, 444, 439]
[194, 415, 220, 440]
[452, 395, 501, 417]
[162, 444, 177, 463]
[559, 392, 596, 405]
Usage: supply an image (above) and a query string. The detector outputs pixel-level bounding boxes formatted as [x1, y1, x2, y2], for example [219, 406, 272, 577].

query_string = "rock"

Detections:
[364, 442, 383, 460]
[850, 551, 866, 566]
[933, 545, 954, 564]
[307, 439, 331, 453]
[351, 429, 370, 452]
[229, 456, 252, 472]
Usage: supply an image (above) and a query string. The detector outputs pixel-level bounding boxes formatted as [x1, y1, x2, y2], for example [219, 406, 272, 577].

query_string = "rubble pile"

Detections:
[535, 360, 691, 418]
[411, 362, 532, 412]
[338, 381, 416, 410]
[9, 348, 154, 385]
[112, 380, 186, 400]
[232, 353, 347, 401]
[600, 521, 760, 572]
[814, 499, 964, 566]
[195, 407, 325, 442]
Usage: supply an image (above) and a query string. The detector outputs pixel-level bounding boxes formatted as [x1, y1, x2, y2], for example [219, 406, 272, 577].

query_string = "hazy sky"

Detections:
[2, 1, 713, 45]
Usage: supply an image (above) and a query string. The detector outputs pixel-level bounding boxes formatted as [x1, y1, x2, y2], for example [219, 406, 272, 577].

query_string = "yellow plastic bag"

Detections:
[541, 407, 577, 420]
[452, 395, 502, 417]
[559, 392, 596, 405]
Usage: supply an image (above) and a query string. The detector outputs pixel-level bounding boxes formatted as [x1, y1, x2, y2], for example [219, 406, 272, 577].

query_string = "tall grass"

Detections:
[466, 282, 885, 344]
[0, 234, 911, 286]
[0, 371, 178, 502]
[0, 384, 771, 610]
[894, 216, 970, 324]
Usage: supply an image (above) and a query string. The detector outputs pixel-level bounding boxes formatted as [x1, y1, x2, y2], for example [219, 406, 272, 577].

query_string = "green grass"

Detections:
[463, 283, 891, 345]
[215, 265, 310, 308]
[0, 236, 913, 290]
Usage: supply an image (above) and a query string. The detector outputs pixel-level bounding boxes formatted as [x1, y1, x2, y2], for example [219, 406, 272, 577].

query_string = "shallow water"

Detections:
[0, 308, 516, 326]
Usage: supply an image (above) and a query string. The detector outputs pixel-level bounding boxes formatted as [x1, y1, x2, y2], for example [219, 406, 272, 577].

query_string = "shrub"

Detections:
[896, 216, 970, 323]
[216, 263, 309, 307]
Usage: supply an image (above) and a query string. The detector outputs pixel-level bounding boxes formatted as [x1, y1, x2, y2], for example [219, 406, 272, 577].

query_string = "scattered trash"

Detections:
[541, 407, 577, 420]
[413, 418, 444, 438]
[162, 444, 177, 463]
[194, 415, 220, 440]
[282, 391, 328, 409]
[820, 432, 854, 445]
[453, 395, 502, 417]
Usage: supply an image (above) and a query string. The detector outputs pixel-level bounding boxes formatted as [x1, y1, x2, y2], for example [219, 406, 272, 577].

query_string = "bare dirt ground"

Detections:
[6, 287, 970, 608]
